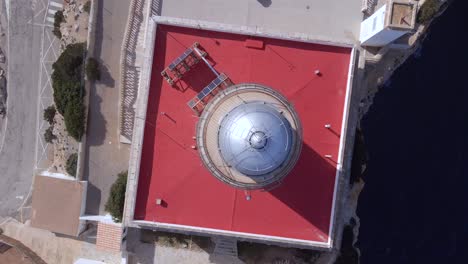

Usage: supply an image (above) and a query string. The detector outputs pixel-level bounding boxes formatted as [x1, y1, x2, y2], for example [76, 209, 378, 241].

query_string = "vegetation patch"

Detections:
[43, 105, 56, 125]
[86, 57, 100, 81]
[105, 171, 128, 222]
[238, 241, 320, 264]
[350, 129, 367, 184]
[335, 224, 359, 264]
[140, 229, 214, 251]
[83, 1, 91, 13]
[417, 0, 439, 24]
[44, 126, 56, 143]
[64, 98, 85, 141]
[52, 10, 65, 39]
[52, 43, 86, 141]
[66, 153, 78, 177]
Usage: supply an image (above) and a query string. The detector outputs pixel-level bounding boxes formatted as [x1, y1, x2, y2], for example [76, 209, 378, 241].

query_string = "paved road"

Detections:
[84, 0, 130, 215]
[0, 0, 45, 218]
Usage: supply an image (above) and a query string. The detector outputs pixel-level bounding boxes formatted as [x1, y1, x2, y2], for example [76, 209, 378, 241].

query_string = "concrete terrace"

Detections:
[160, 0, 363, 46]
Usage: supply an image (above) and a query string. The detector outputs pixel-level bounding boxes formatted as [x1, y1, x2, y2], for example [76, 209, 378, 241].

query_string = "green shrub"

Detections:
[52, 80, 83, 115]
[105, 171, 128, 223]
[83, 1, 91, 13]
[86, 58, 100, 81]
[43, 106, 56, 124]
[52, 43, 86, 141]
[335, 225, 359, 264]
[66, 153, 78, 177]
[52, 43, 86, 85]
[52, 27, 62, 39]
[44, 126, 56, 143]
[64, 98, 85, 141]
[417, 0, 439, 24]
[53, 10, 65, 39]
[54, 10, 64, 26]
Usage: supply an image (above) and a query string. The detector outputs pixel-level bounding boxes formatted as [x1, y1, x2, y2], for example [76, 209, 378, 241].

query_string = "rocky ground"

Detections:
[358, 0, 451, 121]
[60, 0, 89, 48]
[50, 113, 79, 174]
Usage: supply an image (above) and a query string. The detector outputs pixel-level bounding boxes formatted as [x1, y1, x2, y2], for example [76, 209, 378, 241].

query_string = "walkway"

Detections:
[84, 0, 131, 215]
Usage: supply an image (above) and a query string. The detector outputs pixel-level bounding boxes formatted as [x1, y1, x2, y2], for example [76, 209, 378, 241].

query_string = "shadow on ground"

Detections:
[84, 182, 101, 215]
[257, 0, 272, 8]
[269, 142, 337, 240]
[97, 61, 115, 88]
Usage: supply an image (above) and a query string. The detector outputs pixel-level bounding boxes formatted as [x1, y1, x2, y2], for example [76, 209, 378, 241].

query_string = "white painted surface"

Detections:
[74, 258, 106, 264]
[46, 0, 64, 25]
[49, 1, 62, 8]
[79, 214, 116, 223]
[39, 171, 76, 181]
[328, 47, 357, 247]
[360, 4, 386, 44]
[360, 4, 410, 46]
[363, 27, 407, 46]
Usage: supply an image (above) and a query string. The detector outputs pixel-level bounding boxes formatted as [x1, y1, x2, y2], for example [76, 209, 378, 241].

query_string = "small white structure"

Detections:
[360, 0, 417, 46]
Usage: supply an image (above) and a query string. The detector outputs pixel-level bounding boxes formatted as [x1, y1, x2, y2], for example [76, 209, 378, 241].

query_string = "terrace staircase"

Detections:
[213, 237, 238, 258]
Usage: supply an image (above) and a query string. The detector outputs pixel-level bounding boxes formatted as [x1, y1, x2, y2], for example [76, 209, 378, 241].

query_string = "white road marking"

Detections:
[49, 1, 62, 8]
[45, 0, 64, 24]
[47, 8, 57, 15]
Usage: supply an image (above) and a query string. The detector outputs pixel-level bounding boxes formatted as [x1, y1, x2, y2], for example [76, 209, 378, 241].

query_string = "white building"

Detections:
[360, 0, 417, 46]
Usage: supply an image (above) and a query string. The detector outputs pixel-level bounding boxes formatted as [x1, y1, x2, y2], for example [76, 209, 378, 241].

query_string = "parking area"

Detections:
[0, 0, 49, 219]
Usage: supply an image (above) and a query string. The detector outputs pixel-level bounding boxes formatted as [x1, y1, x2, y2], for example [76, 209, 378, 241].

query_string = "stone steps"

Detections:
[213, 238, 238, 258]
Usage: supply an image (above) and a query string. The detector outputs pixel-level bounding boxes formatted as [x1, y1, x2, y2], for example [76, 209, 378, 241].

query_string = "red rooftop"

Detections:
[132, 25, 352, 247]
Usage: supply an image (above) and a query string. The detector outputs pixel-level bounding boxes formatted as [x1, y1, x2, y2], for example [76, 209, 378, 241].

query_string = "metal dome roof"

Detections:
[218, 102, 293, 176]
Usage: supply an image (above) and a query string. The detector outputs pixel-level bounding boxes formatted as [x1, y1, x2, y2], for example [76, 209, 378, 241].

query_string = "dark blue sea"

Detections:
[357, 0, 468, 263]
